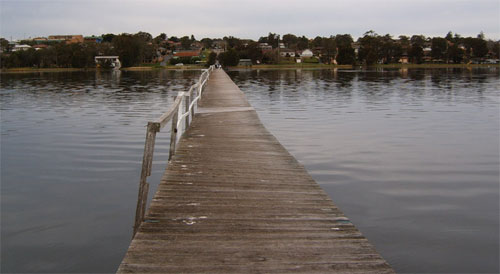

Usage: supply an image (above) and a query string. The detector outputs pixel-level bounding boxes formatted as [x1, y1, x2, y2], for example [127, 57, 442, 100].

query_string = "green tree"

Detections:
[471, 37, 488, 58]
[358, 30, 382, 65]
[296, 36, 309, 50]
[487, 40, 500, 59]
[409, 44, 424, 63]
[153, 33, 167, 44]
[207, 52, 217, 66]
[445, 31, 453, 41]
[218, 48, 239, 66]
[448, 43, 464, 63]
[223, 36, 241, 49]
[431, 37, 448, 61]
[282, 34, 298, 48]
[335, 34, 355, 65]
[0, 38, 9, 51]
[262, 33, 279, 48]
[112, 34, 144, 67]
[135, 31, 152, 42]
[180, 36, 191, 49]
[236, 42, 263, 64]
[322, 37, 337, 64]
[312, 36, 323, 48]
[200, 38, 214, 49]
[101, 33, 116, 43]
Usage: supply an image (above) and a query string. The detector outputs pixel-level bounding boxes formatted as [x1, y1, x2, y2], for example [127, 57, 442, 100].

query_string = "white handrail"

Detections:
[133, 65, 216, 236]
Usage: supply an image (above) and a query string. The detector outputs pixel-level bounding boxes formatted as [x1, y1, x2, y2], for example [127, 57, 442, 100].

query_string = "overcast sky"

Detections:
[1, 0, 499, 41]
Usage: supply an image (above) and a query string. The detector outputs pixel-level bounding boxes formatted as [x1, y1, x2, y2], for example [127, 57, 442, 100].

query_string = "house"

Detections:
[213, 40, 227, 50]
[32, 44, 48, 51]
[300, 49, 313, 58]
[190, 41, 203, 49]
[423, 47, 432, 62]
[399, 56, 409, 64]
[48, 35, 84, 44]
[238, 59, 252, 66]
[352, 42, 360, 58]
[173, 50, 201, 58]
[212, 48, 225, 54]
[84, 36, 102, 43]
[33, 37, 48, 44]
[280, 49, 295, 57]
[259, 43, 273, 51]
[12, 44, 32, 52]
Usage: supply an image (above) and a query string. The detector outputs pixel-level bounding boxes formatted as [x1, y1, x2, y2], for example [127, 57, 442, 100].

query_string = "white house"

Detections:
[300, 49, 313, 58]
[12, 44, 32, 52]
[280, 49, 295, 57]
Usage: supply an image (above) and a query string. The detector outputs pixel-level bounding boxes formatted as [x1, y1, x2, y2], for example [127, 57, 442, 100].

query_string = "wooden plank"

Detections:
[118, 69, 394, 273]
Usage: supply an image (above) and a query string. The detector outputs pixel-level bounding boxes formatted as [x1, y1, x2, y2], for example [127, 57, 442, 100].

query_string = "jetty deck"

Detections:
[117, 69, 393, 273]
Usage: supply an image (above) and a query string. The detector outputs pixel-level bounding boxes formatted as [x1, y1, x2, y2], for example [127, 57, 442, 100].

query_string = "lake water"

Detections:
[1, 68, 499, 273]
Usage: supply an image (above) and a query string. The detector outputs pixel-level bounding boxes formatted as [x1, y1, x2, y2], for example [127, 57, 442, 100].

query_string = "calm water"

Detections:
[1, 68, 499, 273]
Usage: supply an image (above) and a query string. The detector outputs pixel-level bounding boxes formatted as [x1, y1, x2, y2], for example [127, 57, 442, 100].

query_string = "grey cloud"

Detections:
[1, 0, 498, 40]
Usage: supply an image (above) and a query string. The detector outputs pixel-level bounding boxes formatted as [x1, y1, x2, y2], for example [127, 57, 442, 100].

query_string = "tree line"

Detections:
[1, 30, 498, 68]
[0, 32, 166, 68]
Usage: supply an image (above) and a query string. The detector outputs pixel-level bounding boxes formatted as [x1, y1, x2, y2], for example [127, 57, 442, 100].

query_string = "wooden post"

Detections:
[185, 92, 190, 129]
[133, 122, 159, 236]
[169, 107, 179, 161]
[190, 85, 196, 119]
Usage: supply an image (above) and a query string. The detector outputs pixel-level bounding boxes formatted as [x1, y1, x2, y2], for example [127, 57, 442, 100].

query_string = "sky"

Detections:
[1, 0, 499, 41]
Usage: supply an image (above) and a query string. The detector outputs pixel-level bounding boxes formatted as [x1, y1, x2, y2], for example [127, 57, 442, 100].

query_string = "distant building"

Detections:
[190, 41, 203, 49]
[12, 44, 32, 52]
[48, 35, 84, 44]
[32, 44, 48, 51]
[84, 36, 102, 43]
[280, 49, 295, 57]
[213, 40, 227, 50]
[238, 59, 252, 66]
[173, 50, 201, 58]
[259, 43, 273, 51]
[212, 48, 225, 54]
[399, 56, 409, 64]
[300, 49, 313, 57]
[33, 37, 48, 44]
[423, 47, 432, 62]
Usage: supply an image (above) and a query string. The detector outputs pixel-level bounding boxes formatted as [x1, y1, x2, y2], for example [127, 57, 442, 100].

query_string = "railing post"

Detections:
[169, 107, 179, 161]
[133, 122, 159, 237]
[185, 91, 190, 129]
[190, 84, 196, 119]
[176, 94, 184, 144]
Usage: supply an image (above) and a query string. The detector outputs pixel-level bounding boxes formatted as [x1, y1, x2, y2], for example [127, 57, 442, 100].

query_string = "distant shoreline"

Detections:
[229, 63, 500, 69]
[2, 63, 498, 74]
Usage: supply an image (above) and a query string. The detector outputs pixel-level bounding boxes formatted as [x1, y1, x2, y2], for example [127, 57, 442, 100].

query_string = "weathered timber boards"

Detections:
[118, 69, 394, 273]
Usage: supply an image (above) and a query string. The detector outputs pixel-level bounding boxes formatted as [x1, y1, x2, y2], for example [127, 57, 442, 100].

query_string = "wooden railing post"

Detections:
[169, 108, 178, 161]
[190, 84, 196, 119]
[133, 122, 159, 236]
[185, 91, 190, 129]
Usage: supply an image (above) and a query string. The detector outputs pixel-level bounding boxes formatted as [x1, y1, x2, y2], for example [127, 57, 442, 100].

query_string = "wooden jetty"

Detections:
[118, 68, 394, 273]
